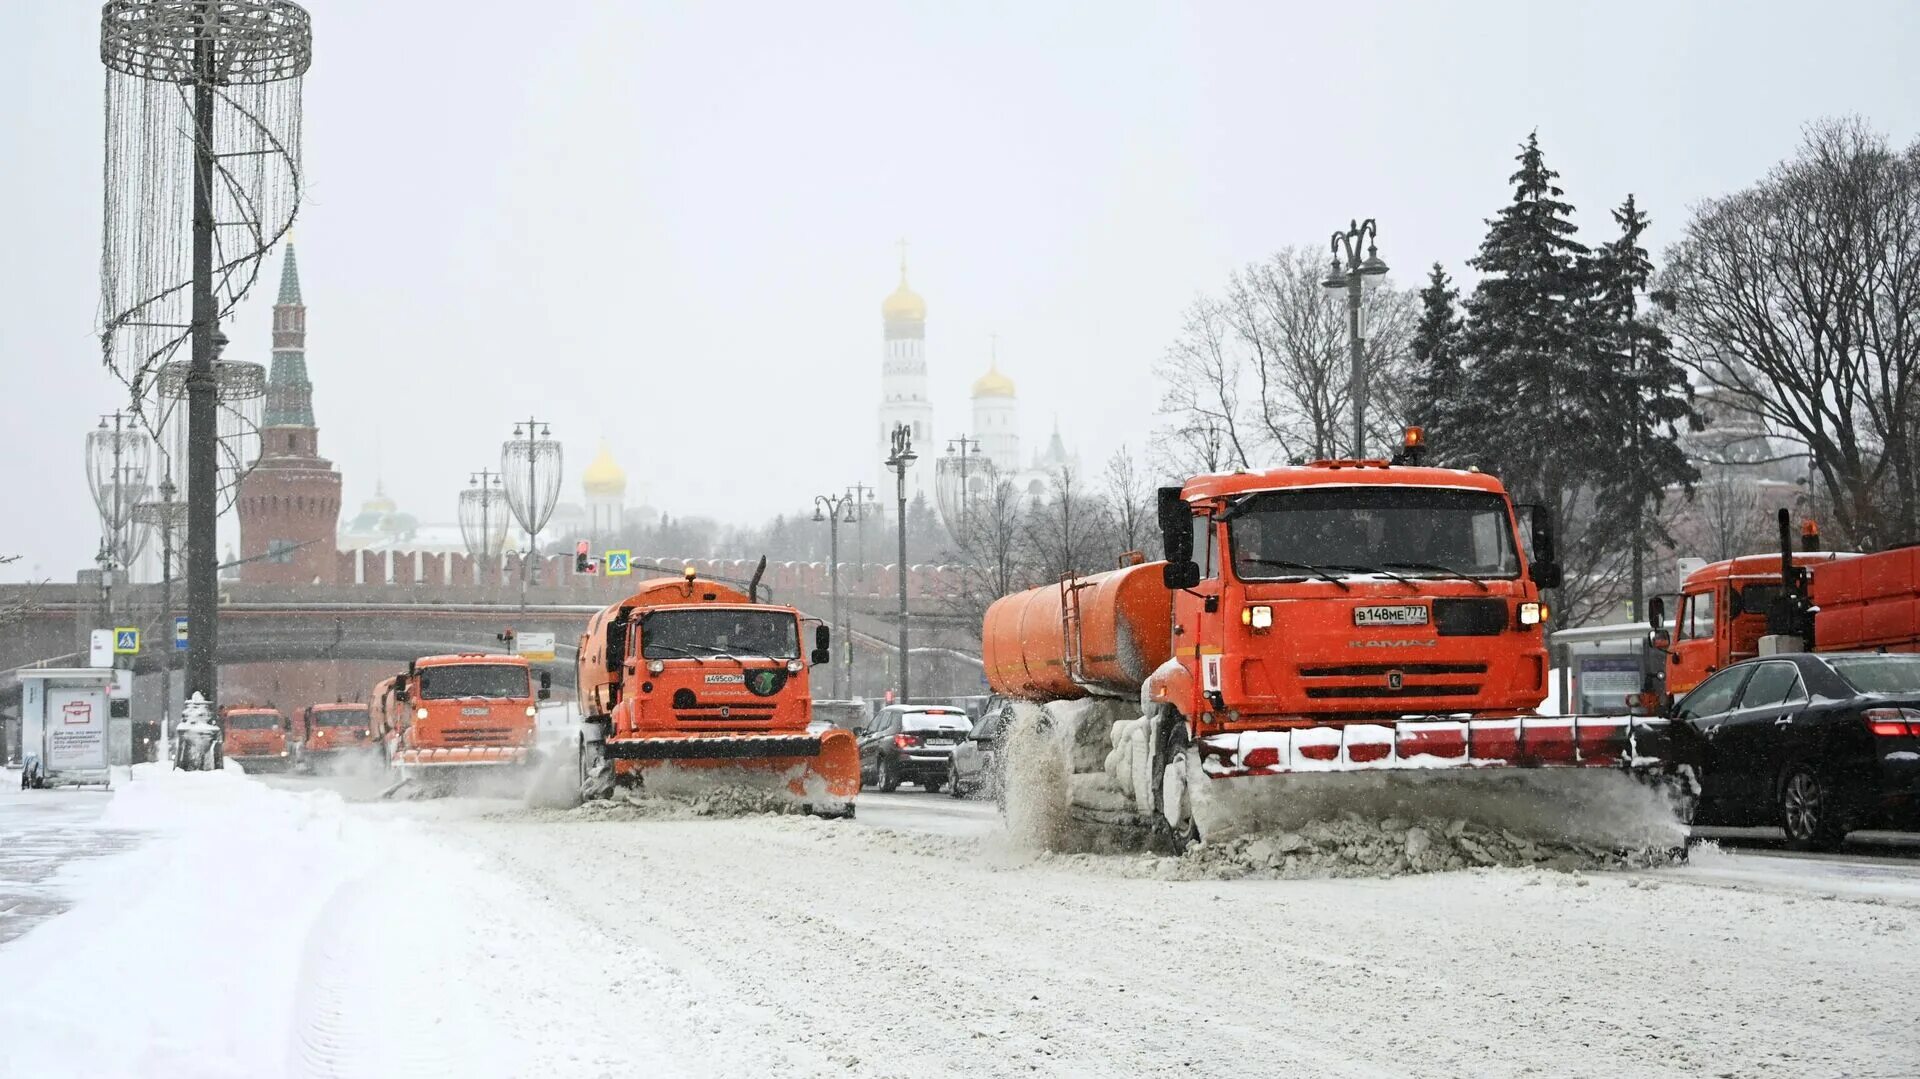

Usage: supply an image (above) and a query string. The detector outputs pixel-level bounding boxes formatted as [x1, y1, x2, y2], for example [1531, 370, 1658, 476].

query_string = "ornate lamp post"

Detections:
[86, 411, 154, 623]
[134, 474, 187, 747]
[501, 418, 562, 612]
[813, 490, 861, 699]
[885, 423, 917, 703]
[934, 434, 979, 542]
[459, 469, 509, 586]
[1321, 219, 1390, 458]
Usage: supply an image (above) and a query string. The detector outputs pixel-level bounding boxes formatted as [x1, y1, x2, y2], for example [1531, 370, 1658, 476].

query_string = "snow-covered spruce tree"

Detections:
[1584, 194, 1699, 617]
[1407, 262, 1466, 464]
[1454, 132, 1624, 627]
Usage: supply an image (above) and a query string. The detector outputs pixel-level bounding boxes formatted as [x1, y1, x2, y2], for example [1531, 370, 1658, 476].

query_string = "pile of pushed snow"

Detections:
[513, 785, 810, 823]
[1186, 813, 1679, 879]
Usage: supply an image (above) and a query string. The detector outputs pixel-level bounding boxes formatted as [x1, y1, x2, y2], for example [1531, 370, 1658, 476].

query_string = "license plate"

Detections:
[1354, 604, 1428, 627]
[461, 707, 489, 716]
[704, 673, 744, 684]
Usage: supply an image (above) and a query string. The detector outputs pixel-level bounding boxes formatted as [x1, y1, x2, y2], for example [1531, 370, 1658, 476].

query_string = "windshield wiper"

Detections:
[1241, 558, 1350, 591]
[1383, 561, 1492, 592]
[1323, 563, 1421, 591]
[646, 644, 706, 663]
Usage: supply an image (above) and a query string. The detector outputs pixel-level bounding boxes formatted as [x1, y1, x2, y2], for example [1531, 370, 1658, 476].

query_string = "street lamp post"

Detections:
[945, 434, 979, 540]
[885, 424, 917, 703]
[1322, 219, 1390, 459]
[813, 490, 860, 699]
[847, 482, 875, 697]
[501, 418, 562, 613]
[135, 475, 186, 755]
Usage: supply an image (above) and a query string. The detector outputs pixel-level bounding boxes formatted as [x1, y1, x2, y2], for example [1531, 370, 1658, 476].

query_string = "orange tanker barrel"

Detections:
[1074, 562, 1175, 695]
[983, 563, 1174, 701]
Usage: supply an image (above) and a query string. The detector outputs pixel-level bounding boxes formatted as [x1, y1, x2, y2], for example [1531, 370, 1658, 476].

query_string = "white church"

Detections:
[873, 255, 1073, 533]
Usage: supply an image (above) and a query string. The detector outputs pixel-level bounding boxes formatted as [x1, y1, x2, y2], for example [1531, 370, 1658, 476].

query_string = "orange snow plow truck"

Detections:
[373, 653, 549, 790]
[983, 432, 1681, 846]
[570, 566, 858, 817]
[1654, 511, 1920, 698]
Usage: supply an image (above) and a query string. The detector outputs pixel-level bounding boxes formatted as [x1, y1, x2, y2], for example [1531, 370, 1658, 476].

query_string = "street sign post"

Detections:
[605, 550, 631, 576]
[175, 616, 189, 651]
[89, 630, 114, 668]
[113, 627, 140, 655]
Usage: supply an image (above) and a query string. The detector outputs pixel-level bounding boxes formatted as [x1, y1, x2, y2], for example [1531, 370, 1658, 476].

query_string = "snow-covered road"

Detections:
[3, 770, 1917, 1078]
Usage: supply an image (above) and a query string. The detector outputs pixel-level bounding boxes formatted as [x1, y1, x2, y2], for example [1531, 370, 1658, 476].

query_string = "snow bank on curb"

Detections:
[0, 764, 688, 1078]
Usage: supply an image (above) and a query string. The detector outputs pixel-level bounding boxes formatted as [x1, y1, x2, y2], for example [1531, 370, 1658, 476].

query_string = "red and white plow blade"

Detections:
[392, 746, 531, 768]
[1198, 716, 1658, 778]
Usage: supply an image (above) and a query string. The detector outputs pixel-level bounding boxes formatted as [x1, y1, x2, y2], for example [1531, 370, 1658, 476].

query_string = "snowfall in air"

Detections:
[2, 761, 1916, 1079]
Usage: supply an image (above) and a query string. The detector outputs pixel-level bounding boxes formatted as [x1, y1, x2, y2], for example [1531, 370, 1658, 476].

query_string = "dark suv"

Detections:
[858, 705, 973, 793]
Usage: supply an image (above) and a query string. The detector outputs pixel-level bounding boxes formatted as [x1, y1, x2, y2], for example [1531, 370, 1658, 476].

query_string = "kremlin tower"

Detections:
[877, 253, 934, 507]
[236, 242, 342, 585]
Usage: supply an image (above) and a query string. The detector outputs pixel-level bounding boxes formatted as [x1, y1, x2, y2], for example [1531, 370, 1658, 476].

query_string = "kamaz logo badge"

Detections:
[1386, 670, 1404, 690]
[1349, 639, 1437, 648]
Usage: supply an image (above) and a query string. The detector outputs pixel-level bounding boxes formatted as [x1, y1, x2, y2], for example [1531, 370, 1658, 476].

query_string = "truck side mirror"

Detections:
[1519, 503, 1562, 589]
[1162, 561, 1201, 590]
[1156, 487, 1201, 589]
[392, 681, 410, 703]
[540, 671, 552, 689]
[811, 625, 831, 666]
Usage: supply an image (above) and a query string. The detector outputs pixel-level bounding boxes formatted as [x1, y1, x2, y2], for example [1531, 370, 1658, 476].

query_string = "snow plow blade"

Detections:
[391, 746, 532, 768]
[1197, 715, 1673, 777]
[603, 728, 861, 814]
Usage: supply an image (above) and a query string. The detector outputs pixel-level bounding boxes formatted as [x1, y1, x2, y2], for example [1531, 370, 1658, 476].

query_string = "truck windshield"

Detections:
[418, 665, 530, 700]
[640, 609, 800, 660]
[1228, 486, 1519, 581]
[226, 713, 281, 730]
[312, 708, 367, 727]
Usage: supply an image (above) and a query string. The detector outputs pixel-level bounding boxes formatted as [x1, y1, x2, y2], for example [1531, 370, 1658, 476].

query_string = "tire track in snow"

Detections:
[288, 873, 450, 1079]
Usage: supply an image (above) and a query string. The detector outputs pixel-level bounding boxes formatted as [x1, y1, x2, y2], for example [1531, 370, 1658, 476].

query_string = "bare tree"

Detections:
[941, 473, 1034, 642]
[1101, 445, 1158, 558]
[1154, 297, 1252, 475]
[1024, 465, 1114, 584]
[1155, 248, 1418, 474]
[1659, 118, 1920, 549]
[1667, 474, 1774, 563]
[0, 554, 39, 634]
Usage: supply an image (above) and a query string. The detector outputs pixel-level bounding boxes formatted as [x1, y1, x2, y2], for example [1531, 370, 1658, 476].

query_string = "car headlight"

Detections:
[1518, 602, 1544, 626]
[415, 707, 429, 721]
[648, 659, 665, 675]
[786, 659, 803, 673]
[1240, 605, 1273, 630]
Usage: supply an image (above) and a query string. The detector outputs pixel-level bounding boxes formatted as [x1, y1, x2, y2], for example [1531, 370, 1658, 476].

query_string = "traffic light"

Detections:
[576, 540, 596, 574]
[497, 627, 516, 645]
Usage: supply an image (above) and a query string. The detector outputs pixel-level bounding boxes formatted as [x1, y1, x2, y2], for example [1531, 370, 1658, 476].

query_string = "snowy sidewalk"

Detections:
[0, 767, 141, 944]
[0, 765, 689, 1079]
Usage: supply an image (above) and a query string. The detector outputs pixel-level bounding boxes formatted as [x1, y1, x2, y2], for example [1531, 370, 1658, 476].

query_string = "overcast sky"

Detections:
[3, 0, 1917, 582]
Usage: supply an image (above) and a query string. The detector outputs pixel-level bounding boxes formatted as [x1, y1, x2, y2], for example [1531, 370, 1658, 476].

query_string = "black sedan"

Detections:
[1668, 651, 1920, 850]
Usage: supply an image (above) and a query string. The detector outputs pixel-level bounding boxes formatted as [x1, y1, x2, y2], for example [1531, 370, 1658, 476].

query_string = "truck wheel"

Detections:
[1152, 722, 1201, 852]
[579, 734, 614, 802]
[1779, 763, 1845, 852]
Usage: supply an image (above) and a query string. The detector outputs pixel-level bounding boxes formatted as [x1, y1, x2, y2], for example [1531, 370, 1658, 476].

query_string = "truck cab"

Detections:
[1149, 460, 1558, 732]
[377, 654, 547, 769]
[221, 705, 293, 769]
[1665, 552, 1855, 696]
[300, 702, 374, 767]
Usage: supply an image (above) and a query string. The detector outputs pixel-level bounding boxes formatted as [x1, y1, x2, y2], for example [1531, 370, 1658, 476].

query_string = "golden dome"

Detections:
[881, 263, 926, 322]
[582, 442, 627, 497]
[361, 482, 396, 515]
[972, 361, 1015, 398]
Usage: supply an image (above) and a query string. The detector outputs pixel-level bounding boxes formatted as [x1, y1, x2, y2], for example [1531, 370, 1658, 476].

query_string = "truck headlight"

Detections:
[1241, 605, 1274, 630]
[1518, 602, 1543, 626]
[525, 706, 537, 717]
[786, 659, 803, 673]
[648, 659, 665, 675]
[415, 707, 429, 721]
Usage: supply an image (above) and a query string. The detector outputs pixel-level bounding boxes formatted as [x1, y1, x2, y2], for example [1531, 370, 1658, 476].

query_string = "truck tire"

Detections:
[1151, 719, 1201, 852]
[580, 719, 615, 802]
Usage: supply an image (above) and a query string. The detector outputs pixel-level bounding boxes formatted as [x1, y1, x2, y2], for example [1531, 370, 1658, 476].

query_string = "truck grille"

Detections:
[1301, 663, 1488, 678]
[440, 727, 513, 745]
[1304, 684, 1483, 700]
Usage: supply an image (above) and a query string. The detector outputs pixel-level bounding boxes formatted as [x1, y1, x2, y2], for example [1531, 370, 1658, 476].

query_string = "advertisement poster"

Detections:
[46, 688, 108, 771]
[1575, 654, 1643, 715]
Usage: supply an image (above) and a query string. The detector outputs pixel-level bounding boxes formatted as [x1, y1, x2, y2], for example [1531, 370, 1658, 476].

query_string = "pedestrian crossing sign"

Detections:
[606, 550, 631, 576]
[113, 627, 140, 654]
